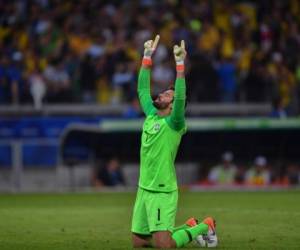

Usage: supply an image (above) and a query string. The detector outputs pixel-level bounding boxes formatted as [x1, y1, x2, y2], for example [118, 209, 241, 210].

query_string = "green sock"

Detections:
[172, 223, 209, 247]
[173, 223, 189, 233]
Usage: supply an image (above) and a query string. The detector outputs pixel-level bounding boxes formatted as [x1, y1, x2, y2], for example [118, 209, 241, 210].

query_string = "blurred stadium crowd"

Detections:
[91, 153, 300, 188]
[0, 0, 299, 115]
[201, 152, 300, 187]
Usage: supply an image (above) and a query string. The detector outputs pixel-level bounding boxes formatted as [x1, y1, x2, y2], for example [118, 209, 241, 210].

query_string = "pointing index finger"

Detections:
[152, 35, 160, 49]
[181, 40, 185, 50]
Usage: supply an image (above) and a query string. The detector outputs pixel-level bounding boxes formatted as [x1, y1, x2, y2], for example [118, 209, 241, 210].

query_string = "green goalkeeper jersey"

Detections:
[137, 67, 187, 192]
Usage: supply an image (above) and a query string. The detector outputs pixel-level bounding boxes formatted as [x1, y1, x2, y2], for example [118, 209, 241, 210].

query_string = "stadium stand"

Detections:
[0, 0, 299, 114]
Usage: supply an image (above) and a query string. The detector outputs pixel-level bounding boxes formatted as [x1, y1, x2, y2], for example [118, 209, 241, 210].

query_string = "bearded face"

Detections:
[153, 89, 174, 110]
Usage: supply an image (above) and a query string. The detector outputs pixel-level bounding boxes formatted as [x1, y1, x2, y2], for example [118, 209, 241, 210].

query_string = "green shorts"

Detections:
[131, 187, 178, 235]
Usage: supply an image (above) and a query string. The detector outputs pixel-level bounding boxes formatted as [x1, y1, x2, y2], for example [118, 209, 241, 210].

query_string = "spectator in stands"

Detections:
[243, 58, 273, 103]
[123, 97, 142, 119]
[208, 151, 237, 185]
[234, 164, 246, 185]
[245, 156, 271, 186]
[270, 97, 287, 118]
[96, 75, 111, 104]
[28, 68, 46, 109]
[92, 157, 125, 187]
[79, 54, 97, 103]
[7, 52, 24, 105]
[216, 57, 237, 103]
[0, 56, 10, 104]
[43, 59, 72, 103]
[285, 163, 300, 186]
[186, 52, 219, 102]
[197, 19, 220, 57]
[268, 52, 297, 114]
[111, 62, 135, 104]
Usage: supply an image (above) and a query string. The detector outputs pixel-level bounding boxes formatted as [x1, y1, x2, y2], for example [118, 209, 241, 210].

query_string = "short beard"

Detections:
[153, 100, 169, 110]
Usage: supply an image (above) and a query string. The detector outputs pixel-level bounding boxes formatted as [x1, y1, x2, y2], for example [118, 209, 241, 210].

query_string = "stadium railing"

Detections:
[0, 103, 271, 116]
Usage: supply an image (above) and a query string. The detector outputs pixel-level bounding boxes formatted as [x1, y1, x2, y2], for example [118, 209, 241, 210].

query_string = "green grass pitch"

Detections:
[0, 191, 300, 250]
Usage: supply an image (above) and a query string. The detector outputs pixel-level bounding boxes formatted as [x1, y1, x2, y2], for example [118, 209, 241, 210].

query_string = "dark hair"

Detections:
[167, 85, 175, 91]
[166, 84, 187, 108]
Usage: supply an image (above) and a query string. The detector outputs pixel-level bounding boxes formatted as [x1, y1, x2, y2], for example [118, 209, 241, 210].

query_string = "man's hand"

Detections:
[173, 40, 186, 64]
[144, 35, 160, 58]
[174, 40, 186, 74]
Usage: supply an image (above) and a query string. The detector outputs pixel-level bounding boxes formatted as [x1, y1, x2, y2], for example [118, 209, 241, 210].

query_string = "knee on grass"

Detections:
[132, 233, 151, 248]
[152, 231, 177, 249]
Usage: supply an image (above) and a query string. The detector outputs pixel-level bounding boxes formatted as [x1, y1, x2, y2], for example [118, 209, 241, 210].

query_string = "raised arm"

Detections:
[137, 35, 160, 116]
[166, 40, 187, 131]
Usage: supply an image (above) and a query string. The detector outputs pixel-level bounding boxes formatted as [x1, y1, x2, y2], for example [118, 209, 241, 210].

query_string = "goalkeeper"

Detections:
[131, 35, 217, 248]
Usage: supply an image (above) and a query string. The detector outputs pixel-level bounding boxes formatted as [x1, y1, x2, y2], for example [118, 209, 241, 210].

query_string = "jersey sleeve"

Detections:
[138, 67, 156, 116]
[166, 77, 186, 131]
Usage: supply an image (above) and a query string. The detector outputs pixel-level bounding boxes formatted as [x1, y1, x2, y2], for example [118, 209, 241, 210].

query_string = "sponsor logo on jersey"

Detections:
[153, 123, 160, 132]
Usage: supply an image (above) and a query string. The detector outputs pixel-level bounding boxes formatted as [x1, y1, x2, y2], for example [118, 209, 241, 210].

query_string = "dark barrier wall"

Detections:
[61, 118, 300, 164]
[1, 117, 299, 168]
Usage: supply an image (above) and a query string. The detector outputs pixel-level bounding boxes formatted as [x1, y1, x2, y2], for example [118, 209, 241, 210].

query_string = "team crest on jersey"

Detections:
[153, 123, 160, 132]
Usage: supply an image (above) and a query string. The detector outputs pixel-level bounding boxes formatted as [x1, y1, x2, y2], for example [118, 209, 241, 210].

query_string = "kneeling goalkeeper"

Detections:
[131, 35, 216, 248]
